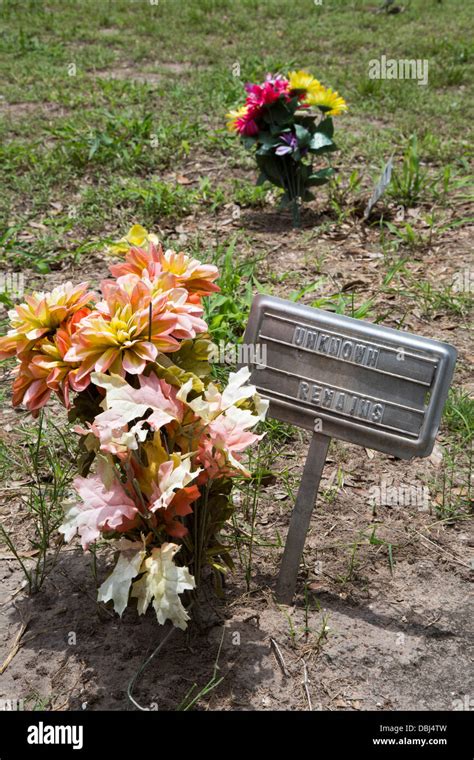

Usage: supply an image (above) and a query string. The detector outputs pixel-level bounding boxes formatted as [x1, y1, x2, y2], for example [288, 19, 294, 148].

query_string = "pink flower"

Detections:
[245, 74, 290, 109]
[227, 74, 291, 136]
[59, 461, 140, 549]
[0, 282, 95, 361]
[110, 242, 220, 298]
[198, 406, 265, 478]
[64, 276, 179, 382]
[234, 106, 260, 136]
[11, 308, 92, 416]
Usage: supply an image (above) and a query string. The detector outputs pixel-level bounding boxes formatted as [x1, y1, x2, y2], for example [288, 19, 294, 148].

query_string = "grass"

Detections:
[0, 0, 473, 258]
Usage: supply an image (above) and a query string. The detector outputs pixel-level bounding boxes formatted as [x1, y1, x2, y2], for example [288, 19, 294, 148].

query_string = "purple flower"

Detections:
[275, 132, 298, 156]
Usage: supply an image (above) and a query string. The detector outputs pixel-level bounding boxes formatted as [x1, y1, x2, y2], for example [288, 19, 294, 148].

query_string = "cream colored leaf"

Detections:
[98, 539, 146, 616]
[131, 543, 195, 629]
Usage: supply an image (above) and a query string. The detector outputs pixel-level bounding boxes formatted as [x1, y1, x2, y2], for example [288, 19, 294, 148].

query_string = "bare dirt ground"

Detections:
[0, 436, 472, 711]
[0, 184, 472, 711]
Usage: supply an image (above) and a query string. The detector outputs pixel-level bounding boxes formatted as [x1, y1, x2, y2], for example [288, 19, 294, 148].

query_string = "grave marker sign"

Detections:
[242, 295, 457, 603]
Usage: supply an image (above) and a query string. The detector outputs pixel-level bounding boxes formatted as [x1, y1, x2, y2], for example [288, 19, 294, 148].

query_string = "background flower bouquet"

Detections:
[0, 229, 267, 629]
[227, 70, 347, 227]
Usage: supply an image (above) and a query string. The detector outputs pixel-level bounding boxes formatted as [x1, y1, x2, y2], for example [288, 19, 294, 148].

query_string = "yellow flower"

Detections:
[226, 105, 248, 133]
[304, 85, 348, 116]
[107, 224, 159, 256]
[64, 277, 180, 380]
[288, 69, 321, 95]
[0, 282, 95, 360]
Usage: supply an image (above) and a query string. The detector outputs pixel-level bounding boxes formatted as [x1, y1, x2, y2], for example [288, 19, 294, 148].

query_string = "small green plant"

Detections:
[232, 179, 269, 208]
[50, 112, 155, 168]
[204, 237, 263, 347]
[410, 279, 473, 318]
[231, 444, 267, 592]
[367, 526, 395, 576]
[338, 538, 360, 584]
[328, 169, 362, 220]
[390, 135, 427, 207]
[337, 526, 396, 583]
[356, 77, 383, 98]
[177, 628, 226, 710]
[310, 291, 376, 320]
[198, 177, 226, 212]
[0, 413, 76, 593]
[443, 388, 474, 444]
[117, 179, 198, 224]
[430, 437, 472, 522]
[384, 215, 438, 252]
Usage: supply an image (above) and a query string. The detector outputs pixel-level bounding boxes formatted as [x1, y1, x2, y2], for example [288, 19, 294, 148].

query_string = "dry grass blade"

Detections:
[302, 659, 313, 711]
[0, 619, 29, 675]
[270, 637, 290, 677]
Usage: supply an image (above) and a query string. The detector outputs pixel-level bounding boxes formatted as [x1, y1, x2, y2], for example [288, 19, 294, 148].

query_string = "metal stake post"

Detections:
[275, 430, 330, 604]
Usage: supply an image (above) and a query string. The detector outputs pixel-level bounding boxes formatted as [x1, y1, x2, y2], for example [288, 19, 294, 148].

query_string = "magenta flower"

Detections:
[244, 74, 290, 109]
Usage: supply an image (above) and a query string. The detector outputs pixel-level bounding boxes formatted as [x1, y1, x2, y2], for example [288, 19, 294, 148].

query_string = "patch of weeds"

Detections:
[288, 276, 377, 320]
[327, 169, 362, 221]
[0, 225, 75, 273]
[322, 465, 345, 506]
[389, 135, 427, 207]
[261, 418, 295, 445]
[443, 388, 474, 444]
[431, 441, 472, 522]
[204, 236, 264, 346]
[337, 526, 396, 584]
[384, 213, 438, 253]
[381, 259, 473, 318]
[198, 177, 226, 212]
[119, 179, 198, 224]
[79, 178, 199, 228]
[310, 291, 376, 320]
[48, 112, 197, 173]
[356, 77, 383, 99]
[24, 692, 54, 711]
[176, 629, 225, 710]
[0, 412, 76, 593]
[232, 178, 269, 208]
[337, 538, 360, 584]
[409, 279, 473, 318]
[48, 111, 154, 169]
[228, 443, 282, 593]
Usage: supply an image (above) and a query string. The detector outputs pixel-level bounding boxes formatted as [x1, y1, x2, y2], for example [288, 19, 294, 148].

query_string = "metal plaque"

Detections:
[243, 294, 457, 459]
[242, 294, 457, 603]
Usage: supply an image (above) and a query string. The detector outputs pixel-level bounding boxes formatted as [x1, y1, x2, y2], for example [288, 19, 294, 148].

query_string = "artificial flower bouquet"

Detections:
[227, 70, 347, 227]
[0, 227, 267, 629]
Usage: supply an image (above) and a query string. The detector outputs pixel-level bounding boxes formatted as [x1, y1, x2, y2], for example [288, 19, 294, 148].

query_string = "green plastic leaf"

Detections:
[264, 98, 292, 126]
[307, 167, 336, 186]
[256, 144, 274, 156]
[309, 132, 334, 152]
[294, 123, 311, 148]
[317, 118, 334, 138]
[256, 154, 286, 189]
[258, 131, 279, 147]
[242, 135, 257, 149]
